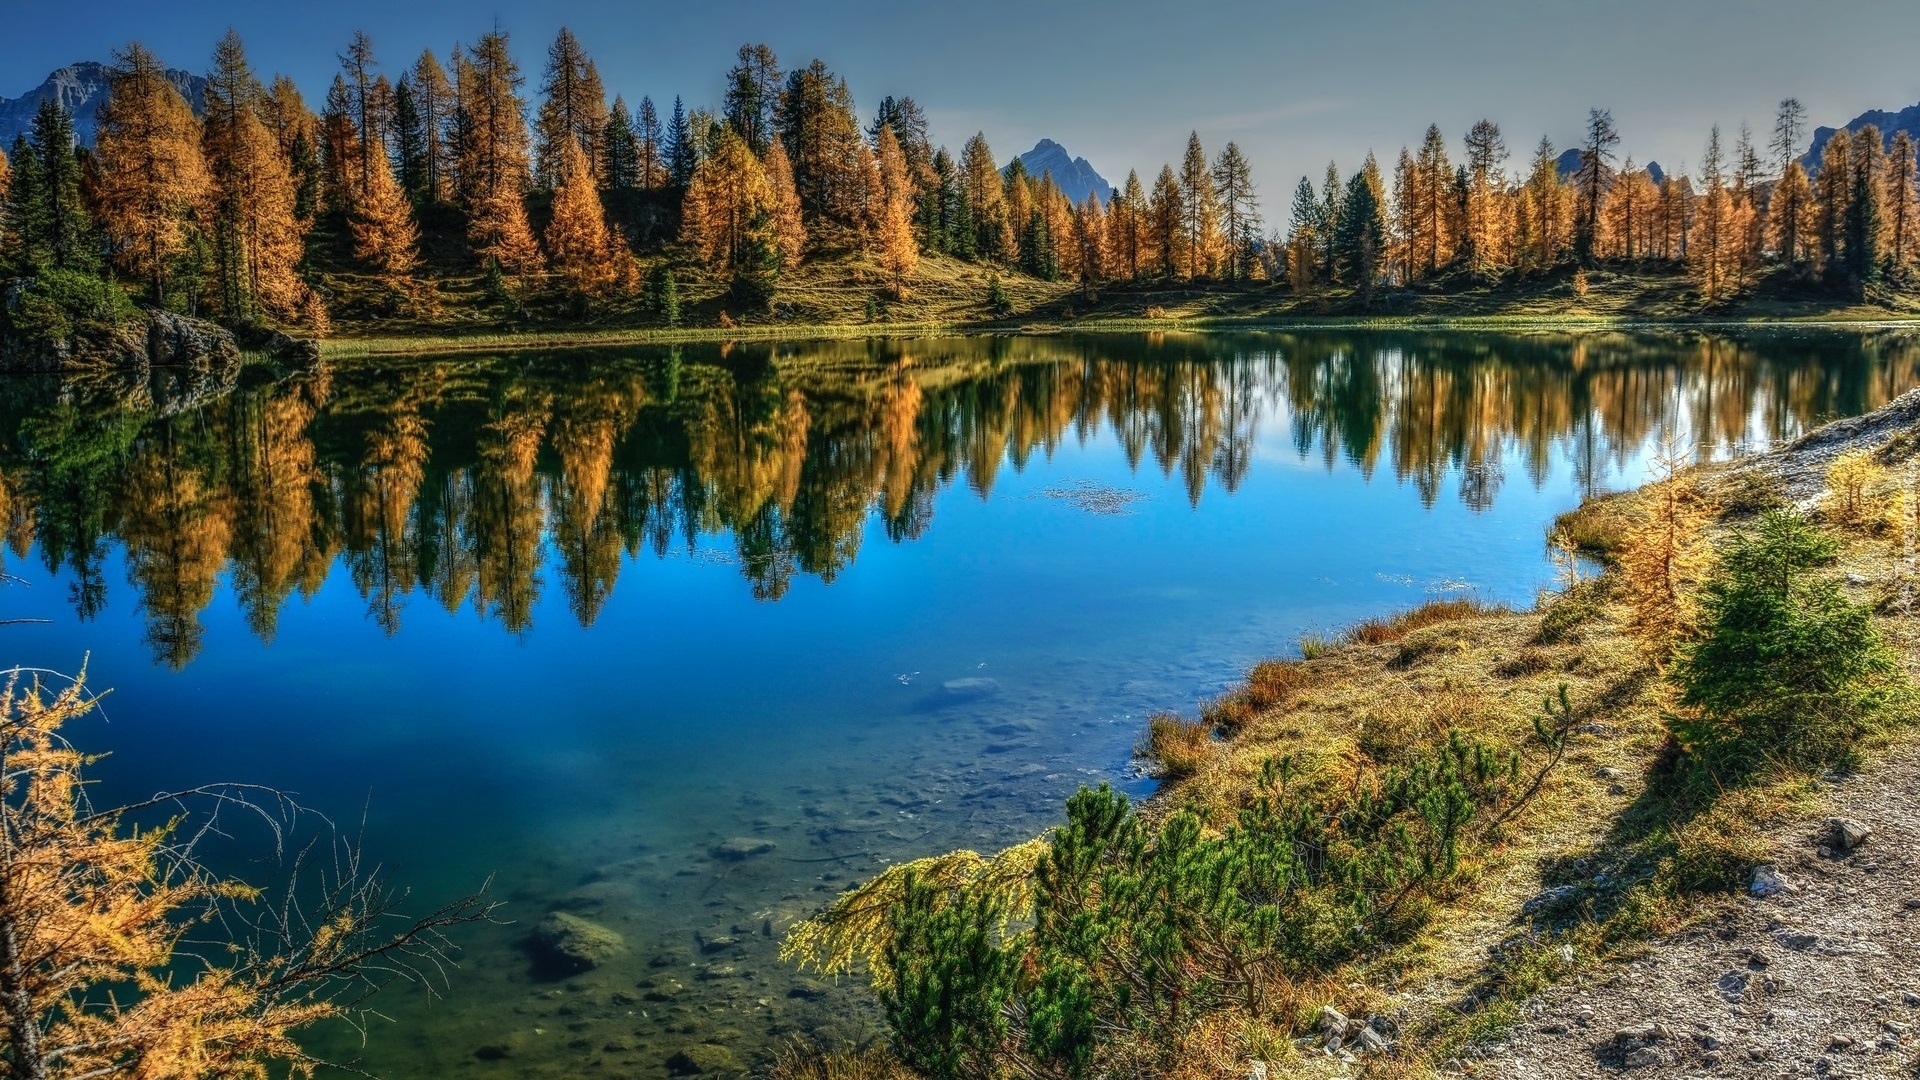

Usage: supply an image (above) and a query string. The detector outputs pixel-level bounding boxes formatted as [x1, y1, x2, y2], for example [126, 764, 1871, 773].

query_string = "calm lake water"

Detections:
[1, 328, 1916, 1077]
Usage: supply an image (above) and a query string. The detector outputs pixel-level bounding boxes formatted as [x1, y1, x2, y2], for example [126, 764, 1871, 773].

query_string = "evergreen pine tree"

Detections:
[1336, 165, 1386, 304]
[603, 96, 639, 191]
[391, 77, 428, 201]
[1845, 125, 1885, 297]
[665, 96, 695, 186]
[4, 102, 95, 272]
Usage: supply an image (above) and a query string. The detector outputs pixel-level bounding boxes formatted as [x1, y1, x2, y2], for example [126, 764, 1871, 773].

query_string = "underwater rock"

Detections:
[667, 1043, 742, 1075]
[711, 837, 775, 860]
[942, 677, 1002, 699]
[528, 912, 627, 975]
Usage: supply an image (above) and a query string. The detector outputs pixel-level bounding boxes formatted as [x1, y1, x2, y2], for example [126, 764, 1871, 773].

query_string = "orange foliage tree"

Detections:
[0, 669, 494, 1079]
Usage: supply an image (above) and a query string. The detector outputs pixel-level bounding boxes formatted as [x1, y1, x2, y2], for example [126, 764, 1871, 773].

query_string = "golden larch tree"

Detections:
[1883, 132, 1919, 284]
[0, 669, 494, 1080]
[960, 133, 1011, 263]
[873, 125, 918, 290]
[763, 139, 807, 268]
[544, 138, 621, 295]
[459, 31, 541, 271]
[92, 42, 213, 305]
[681, 128, 774, 272]
[203, 31, 307, 321]
[350, 139, 422, 281]
[1177, 132, 1220, 278]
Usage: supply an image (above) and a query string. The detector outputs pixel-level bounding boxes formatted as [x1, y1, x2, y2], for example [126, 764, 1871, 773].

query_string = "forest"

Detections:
[4, 28, 1919, 355]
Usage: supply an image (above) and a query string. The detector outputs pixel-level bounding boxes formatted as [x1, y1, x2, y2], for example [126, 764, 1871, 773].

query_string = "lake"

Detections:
[1, 328, 1915, 1078]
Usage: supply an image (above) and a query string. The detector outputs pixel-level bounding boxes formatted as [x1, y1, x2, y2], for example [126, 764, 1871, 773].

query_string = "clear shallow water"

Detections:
[1, 329, 1916, 1077]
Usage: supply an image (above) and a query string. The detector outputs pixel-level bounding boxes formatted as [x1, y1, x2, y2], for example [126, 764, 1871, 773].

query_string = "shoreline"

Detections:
[318, 312, 1920, 359]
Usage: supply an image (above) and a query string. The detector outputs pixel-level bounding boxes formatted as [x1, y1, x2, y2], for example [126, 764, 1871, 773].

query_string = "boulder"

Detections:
[527, 912, 626, 975]
[146, 310, 240, 371]
[666, 1044, 741, 1075]
[711, 837, 774, 861]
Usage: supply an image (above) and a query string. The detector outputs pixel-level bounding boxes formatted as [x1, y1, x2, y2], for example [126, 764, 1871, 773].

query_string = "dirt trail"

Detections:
[1470, 699, 1920, 1080]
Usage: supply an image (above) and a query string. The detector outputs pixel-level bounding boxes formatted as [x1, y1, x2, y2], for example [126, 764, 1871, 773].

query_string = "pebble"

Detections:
[1751, 864, 1798, 897]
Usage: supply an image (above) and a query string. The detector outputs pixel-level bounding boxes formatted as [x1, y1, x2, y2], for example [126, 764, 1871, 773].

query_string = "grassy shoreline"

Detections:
[775, 385, 1920, 1078]
[320, 309, 1920, 358]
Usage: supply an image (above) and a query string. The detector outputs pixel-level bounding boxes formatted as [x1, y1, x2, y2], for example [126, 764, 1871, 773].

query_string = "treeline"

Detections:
[2, 29, 1918, 341]
[4, 331, 1913, 664]
[1288, 105, 1920, 304]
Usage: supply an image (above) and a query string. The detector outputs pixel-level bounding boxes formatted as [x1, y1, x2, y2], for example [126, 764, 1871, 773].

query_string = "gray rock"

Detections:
[1317, 1004, 1349, 1040]
[1826, 817, 1872, 852]
[711, 837, 775, 860]
[1751, 864, 1798, 897]
[1623, 1047, 1667, 1068]
[528, 912, 627, 974]
[1354, 1025, 1389, 1053]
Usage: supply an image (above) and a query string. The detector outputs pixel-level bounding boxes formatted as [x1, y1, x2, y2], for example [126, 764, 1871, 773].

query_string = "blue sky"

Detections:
[7, 0, 1920, 218]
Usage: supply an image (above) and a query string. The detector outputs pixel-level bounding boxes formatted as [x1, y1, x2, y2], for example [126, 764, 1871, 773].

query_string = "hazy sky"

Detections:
[7, 0, 1920, 221]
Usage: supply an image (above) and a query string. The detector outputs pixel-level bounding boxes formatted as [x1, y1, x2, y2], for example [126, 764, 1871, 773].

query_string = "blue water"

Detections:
[0, 329, 1913, 1077]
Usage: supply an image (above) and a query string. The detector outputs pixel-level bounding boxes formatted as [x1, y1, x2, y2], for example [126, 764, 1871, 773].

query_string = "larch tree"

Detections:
[1573, 108, 1619, 263]
[723, 43, 782, 157]
[961, 133, 1011, 263]
[681, 127, 774, 272]
[1073, 191, 1106, 285]
[1106, 170, 1146, 281]
[1148, 164, 1186, 278]
[1390, 148, 1416, 283]
[0, 670, 495, 1080]
[544, 138, 621, 296]
[338, 32, 379, 201]
[1687, 126, 1745, 302]
[1731, 124, 1766, 286]
[636, 96, 665, 189]
[1815, 129, 1852, 282]
[93, 42, 213, 306]
[763, 138, 807, 267]
[873, 125, 918, 290]
[1884, 132, 1919, 283]
[1212, 141, 1259, 281]
[1411, 122, 1455, 277]
[203, 30, 306, 321]
[1770, 161, 1817, 273]
[778, 60, 871, 245]
[350, 131, 423, 283]
[1517, 137, 1569, 269]
[410, 50, 455, 203]
[459, 31, 540, 272]
[535, 28, 607, 189]
[1177, 132, 1220, 278]
[1461, 119, 1508, 277]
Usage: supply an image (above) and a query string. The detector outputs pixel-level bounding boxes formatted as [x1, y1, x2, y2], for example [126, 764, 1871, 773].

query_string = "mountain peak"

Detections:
[1, 61, 209, 147]
[1005, 139, 1112, 206]
[1803, 101, 1920, 172]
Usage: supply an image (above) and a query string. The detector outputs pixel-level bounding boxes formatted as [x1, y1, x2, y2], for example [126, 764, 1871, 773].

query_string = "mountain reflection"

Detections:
[2, 330, 1915, 667]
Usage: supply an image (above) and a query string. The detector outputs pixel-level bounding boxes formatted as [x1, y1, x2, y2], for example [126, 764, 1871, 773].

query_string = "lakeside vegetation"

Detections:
[7, 29, 1920, 362]
[775, 395, 1920, 1076]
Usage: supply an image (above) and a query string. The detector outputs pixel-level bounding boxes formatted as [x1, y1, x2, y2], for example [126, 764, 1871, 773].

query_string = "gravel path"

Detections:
[1472, 744, 1920, 1079]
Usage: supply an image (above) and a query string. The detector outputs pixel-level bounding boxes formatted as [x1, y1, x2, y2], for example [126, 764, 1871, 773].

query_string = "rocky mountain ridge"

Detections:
[1007, 138, 1112, 205]
[0, 60, 208, 147]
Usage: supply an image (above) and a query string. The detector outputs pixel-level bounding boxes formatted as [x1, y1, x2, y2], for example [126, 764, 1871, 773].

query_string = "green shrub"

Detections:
[2, 269, 138, 350]
[1669, 508, 1908, 773]
[865, 718, 1573, 1079]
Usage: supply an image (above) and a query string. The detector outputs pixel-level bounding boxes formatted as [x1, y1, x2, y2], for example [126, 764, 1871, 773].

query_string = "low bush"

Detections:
[1669, 508, 1909, 775]
[1141, 712, 1214, 778]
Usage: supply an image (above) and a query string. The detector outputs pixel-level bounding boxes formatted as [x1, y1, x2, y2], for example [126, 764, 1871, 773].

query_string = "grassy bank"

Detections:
[315, 259, 1920, 358]
[773, 391, 1920, 1079]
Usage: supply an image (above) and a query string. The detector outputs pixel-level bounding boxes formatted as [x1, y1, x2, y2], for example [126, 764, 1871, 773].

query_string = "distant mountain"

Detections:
[1006, 139, 1111, 206]
[1803, 101, 1920, 171]
[0, 61, 209, 147]
[1554, 147, 1663, 185]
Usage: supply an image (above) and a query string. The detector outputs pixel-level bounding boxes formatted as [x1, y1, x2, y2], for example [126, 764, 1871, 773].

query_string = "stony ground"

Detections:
[1470, 740, 1920, 1079]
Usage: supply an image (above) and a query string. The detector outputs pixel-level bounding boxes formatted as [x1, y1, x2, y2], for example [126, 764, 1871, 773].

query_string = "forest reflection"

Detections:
[2, 329, 1914, 668]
